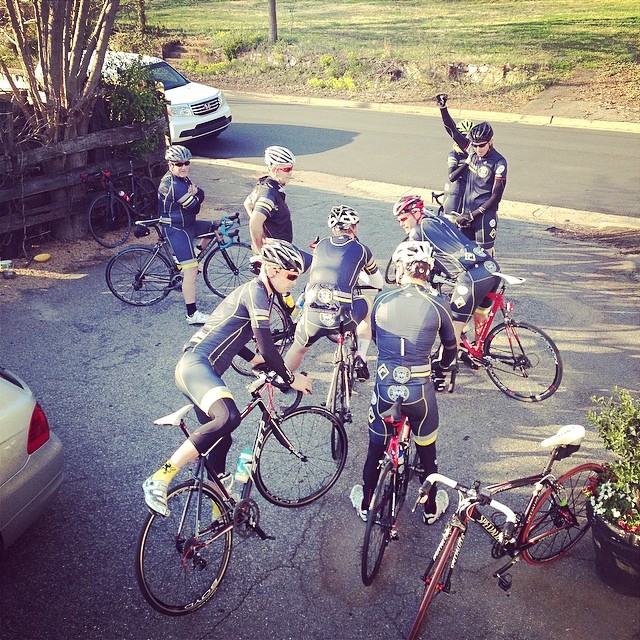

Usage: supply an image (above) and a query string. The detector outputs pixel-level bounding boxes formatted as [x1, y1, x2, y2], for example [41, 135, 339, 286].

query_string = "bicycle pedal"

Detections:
[497, 573, 512, 592]
[390, 529, 399, 541]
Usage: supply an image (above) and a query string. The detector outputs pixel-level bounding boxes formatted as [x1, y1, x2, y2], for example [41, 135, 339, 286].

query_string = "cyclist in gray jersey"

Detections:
[350, 241, 456, 524]
[142, 240, 312, 517]
[284, 205, 384, 381]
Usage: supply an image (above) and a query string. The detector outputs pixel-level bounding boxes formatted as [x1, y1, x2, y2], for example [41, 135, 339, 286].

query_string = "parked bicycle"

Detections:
[135, 370, 347, 616]
[105, 213, 253, 305]
[361, 398, 418, 585]
[406, 423, 602, 639]
[81, 159, 157, 248]
[435, 271, 563, 402]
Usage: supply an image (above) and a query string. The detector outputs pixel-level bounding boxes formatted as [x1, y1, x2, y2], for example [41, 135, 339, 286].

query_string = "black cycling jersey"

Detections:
[158, 172, 204, 226]
[443, 147, 469, 215]
[246, 176, 293, 242]
[184, 277, 293, 383]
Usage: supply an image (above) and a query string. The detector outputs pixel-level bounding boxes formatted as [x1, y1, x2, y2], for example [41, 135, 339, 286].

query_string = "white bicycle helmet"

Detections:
[165, 145, 192, 163]
[328, 205, 360, 229]
[260, 238, 306, 272]
[264, 146, 296, 166]
[392, 241, 434, 269]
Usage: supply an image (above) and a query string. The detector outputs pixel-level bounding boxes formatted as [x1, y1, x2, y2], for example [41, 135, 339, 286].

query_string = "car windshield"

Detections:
[148, 62, 189, 91]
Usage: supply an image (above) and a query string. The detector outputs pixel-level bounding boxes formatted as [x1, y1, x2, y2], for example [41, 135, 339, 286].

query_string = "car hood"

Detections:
[165, 81, 222, 105]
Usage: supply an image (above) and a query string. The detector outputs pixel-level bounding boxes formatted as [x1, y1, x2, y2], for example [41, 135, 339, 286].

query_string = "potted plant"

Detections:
[585, 387, 640, 597]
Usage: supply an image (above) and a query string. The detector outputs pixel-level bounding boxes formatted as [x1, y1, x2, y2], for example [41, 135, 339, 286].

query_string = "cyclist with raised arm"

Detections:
[435, 94, 507, 256]
[442, 119, 474, 218]
[142, 239, 313, 517]
[392, 195, 500, 386]
[284, 205, 384, 381]
[158, 145, 211, 324]
[245, 146, 296, 253]
[350, 241, 456, 524]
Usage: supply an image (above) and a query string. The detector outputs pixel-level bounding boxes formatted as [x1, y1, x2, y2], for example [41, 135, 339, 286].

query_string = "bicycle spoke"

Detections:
[136, 483, 232, 615]
[202, 241, 254, 298]
[88, 194, 131, 248]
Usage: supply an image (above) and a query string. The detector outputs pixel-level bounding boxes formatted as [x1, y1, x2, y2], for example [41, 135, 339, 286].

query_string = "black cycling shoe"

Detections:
[459, 348, 480, 370]
[353, 355, 370, 381]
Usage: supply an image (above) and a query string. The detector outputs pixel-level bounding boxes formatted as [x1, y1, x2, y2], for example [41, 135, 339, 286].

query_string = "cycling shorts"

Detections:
[162, 219, 212, 267]
[449, 261, 499, 323]
[463, 211, 498, 250]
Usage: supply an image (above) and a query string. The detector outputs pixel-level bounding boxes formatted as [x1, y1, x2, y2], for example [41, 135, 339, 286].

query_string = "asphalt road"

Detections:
[0, 160, 638, 640]
[188, 93, 640, 218]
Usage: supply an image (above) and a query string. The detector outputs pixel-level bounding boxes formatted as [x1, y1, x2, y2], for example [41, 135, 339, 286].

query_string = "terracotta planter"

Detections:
[590, 511, 640, 597]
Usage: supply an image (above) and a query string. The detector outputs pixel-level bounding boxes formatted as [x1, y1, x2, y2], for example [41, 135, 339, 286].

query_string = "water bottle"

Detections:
[397, 447, 405, 474]
[234, 447, 253, 486]
[117, 190, 130, 203]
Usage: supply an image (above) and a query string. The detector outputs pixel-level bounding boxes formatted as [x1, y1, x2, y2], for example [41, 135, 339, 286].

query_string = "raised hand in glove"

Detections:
[435, 93, 448, 108]
[455, 212, 473, 228]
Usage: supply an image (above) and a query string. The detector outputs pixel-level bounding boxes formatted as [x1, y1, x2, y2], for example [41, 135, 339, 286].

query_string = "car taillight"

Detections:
[27, 402, 50, 454]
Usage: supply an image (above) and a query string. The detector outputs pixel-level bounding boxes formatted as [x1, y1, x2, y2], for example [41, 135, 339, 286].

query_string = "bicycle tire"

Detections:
[361, 460, 395, 585]
[484, 321, 563, 402]
[254, 406, 347, 507]
[132, 176, 157, 218]
[105, 246, 174, 306]
[396, 437, 416, 511]
[202, 241, 254, 298]
[522, 462, 603, 564]
[231, 303, 290, 377]
[135, 481, 233, 616]
[88, 193, 132, 248]
[406, 526, 461, 640]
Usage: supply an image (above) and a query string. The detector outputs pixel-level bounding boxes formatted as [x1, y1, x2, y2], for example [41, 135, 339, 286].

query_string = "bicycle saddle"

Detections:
[495, 272, 526, 285]
[539, 424, 585, 449]
[154, 404, 194, 426]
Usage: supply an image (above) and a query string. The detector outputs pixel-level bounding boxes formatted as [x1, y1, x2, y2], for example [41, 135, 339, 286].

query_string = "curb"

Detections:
[225, 90, 640, 134]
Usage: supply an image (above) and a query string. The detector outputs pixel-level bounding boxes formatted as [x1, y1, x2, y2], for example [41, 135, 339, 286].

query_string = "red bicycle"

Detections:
[435, 272, 563, 402]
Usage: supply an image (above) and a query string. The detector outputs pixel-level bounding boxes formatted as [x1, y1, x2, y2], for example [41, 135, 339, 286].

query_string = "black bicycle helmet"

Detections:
[469, 122, 493, 143]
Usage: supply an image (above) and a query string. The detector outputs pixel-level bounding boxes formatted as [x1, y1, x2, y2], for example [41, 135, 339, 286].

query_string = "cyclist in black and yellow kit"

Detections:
[350, 241, 456, 524]
[158, 145, 210, 325]
[392, 195, 500, 385]
[436, 93, 507, 256]
[142, 239, 313, 517]
[284, 205, 384, 381]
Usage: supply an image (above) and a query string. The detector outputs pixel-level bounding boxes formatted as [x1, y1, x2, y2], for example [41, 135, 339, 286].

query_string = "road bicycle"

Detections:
[436, 271, 563, 402]
[361, 399, 418, 585]
[384, 192, 444, 285]
[405, 423, 603, 639]
[105, 213, 253, 305]
[324, 317, 358, 428]
[81, 159, 157, 248]
[135, 370, 347, 616]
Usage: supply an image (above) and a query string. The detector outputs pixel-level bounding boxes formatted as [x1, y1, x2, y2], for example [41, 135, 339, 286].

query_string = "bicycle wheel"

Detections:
[406, 526, 460, 640]
[231, 303, 290, 377]
[136, 481, 233, 616]
[522, 463, 603, 564]
[202, 241, 254, 298]
[484, 321, 563, 402]
[397, 437, 416, 510]
[254, 406, 347, 507]
[88, 193, 132, 248]
[132, 176, 158, 218]
[361, 460, 395, 585]
[105, 246, 175, 306]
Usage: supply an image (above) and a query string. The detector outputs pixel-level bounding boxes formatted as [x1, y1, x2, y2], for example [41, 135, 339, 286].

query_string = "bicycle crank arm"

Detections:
[253, 523, 275, 541]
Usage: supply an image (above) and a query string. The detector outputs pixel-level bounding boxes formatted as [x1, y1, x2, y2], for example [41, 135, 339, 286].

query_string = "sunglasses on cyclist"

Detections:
[171, 161, 191, 167]
[277, 270, 299, 281]
[471, 141, 489, 148]
[276, 165, 293, 173]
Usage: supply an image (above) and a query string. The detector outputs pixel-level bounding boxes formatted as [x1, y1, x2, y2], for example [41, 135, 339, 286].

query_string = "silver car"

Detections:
[0, 366, 63, 552]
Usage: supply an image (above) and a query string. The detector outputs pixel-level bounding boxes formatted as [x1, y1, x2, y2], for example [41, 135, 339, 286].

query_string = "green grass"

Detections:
[123, 0, 640, 106]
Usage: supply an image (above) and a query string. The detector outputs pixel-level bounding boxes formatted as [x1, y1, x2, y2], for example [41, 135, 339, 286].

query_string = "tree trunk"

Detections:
[268, 0, 278, 44]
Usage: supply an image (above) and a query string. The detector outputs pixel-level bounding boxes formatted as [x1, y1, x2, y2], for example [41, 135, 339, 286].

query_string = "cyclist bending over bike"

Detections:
[284, 205, 384, 381]
[392, 195, 500, 387]
[142, 239, 313, 517]
[158, 145, 210, 325]
[350, 241, 456, 523]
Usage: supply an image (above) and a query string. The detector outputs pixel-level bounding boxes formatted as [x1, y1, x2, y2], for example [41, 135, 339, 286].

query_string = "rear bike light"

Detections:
[505, 301, 514, 313]
[27, 402, 51, 454]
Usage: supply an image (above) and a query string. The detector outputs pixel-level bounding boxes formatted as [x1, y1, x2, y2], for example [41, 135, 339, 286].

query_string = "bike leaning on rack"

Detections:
[405, 423, 603, 640]
[105, 213, 254, 305]
[136, 370, 347, 616]
[81, 159, 157, 248]
[434, 271, 563, 402]
[361, 399, 418, 585]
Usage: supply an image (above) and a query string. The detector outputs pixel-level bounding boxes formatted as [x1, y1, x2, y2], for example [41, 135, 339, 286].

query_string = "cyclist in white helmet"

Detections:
[350, 240, 456, 524]
[142, 238, 312, 517]
[284, 205, 384, 381]
[158, 144, 210, 324]
[244, 145, 297, 253]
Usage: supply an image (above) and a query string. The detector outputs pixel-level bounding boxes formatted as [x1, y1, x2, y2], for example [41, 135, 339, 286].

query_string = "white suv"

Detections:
[104, 52, 232, 143]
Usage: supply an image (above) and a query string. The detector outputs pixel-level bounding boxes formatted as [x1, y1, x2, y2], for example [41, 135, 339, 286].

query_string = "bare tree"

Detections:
[268, 0, 277, 43]
[0, 0, 121, 144]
